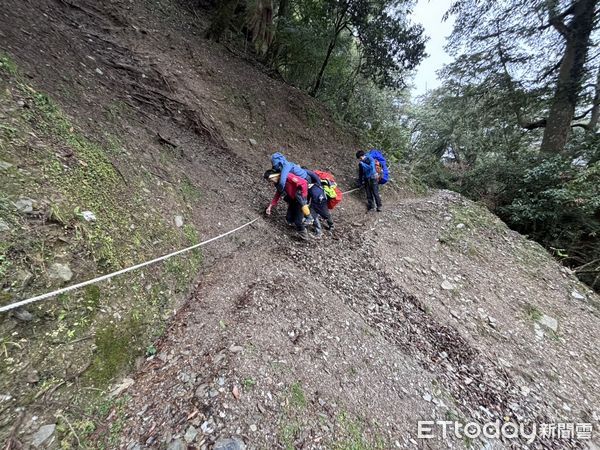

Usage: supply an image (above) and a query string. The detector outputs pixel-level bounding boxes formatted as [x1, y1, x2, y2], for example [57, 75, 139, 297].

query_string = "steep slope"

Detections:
[109, 191, 600, 450]
[0, 0, 357, 446]
[1, 1, 599, 449]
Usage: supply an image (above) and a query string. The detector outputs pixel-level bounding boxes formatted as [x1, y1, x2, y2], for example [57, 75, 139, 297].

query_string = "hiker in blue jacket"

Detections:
[271, 152, 313, 222]
[356, 150, 382, 212]
[271, 152, 308, 192]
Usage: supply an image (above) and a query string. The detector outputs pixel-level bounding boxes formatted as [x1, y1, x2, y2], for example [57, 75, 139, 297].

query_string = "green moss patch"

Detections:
[332, 412, 385, 450]
[0, 53, 204, 445]
[439, 202, 508, 258]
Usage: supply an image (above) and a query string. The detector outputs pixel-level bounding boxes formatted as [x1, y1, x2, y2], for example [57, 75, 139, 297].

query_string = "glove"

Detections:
[301, 204, 311, 217]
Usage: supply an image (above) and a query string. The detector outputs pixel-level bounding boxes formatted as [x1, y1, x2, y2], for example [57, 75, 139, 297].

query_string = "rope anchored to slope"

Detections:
[0, 218, 259, 313]
[0, 186, 364, 314]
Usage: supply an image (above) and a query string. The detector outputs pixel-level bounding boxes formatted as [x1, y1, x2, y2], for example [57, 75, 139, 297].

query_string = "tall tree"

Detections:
[265, 0, 291, 65]
[447, 0, 600, 154]
[540, 0, 598, 153]
[310, 0, 350, 96]
[309, 0, 426, 96]
[589, 69, 600, 132]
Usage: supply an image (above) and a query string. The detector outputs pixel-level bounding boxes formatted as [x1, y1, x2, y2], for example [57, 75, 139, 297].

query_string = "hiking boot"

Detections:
[303, 215, 314, 226]
[313, 229, 323, 239]
[297, 228, 310, 241]
[286, 221, 295, 227]
[376, 206, 383, 212]
[326, 223, 335, 231]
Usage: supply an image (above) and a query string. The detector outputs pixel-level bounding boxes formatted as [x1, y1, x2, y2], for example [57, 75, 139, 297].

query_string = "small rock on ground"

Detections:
[13, 308, 34, 322]
[167, 438, 186, 450]
[184, 425, 198, 443]
[539, 314, 558, 332]
[26, 370, 40, 384]
[441, 280, 455, 290]
[48, 263, 73, 282]
[0, 218, 10, 232]
[214, 437, 246, 450]
[31, 424, 56, 448]
[14, 197, 34, 214]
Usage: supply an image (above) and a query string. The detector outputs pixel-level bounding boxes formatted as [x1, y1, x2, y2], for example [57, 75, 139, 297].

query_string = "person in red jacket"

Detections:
[264, 169, 312, 240]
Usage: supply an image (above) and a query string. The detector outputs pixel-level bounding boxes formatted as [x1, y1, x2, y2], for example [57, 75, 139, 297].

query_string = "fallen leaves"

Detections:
[232, 385, 240, 400]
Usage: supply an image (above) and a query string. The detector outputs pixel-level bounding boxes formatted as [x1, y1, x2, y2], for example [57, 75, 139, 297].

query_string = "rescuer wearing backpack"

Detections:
[306, 170, 335, 237]
[356, 150, 383, 212]
[264, 169, 312, 241]
[270, 152, 313, 223]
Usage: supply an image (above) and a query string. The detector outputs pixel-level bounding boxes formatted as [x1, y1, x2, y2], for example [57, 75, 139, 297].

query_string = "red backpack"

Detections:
[314, 170, 342, 209]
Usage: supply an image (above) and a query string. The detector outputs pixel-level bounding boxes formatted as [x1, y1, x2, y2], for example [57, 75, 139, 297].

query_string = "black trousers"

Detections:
[365, 178, 382, 209]
[285, 200, 305, 231]
[311, 201, 333, 230]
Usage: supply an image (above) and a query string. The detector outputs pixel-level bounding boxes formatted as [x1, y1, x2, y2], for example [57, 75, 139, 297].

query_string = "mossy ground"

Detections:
[0, 54, 204, 446]
[438, 200, 559, 279]
[439, 201, 509, 259]
[277, 381, 384, 450]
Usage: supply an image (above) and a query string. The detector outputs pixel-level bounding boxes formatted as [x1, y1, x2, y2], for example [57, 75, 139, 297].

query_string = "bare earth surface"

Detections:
[113, 191, 600, 450]
[0, 0, 599, 449]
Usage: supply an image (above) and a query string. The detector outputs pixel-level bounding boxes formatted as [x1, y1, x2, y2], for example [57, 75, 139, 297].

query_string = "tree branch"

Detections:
[546, 0, 575, 39]
[537, 60, 562, 81]
[550, 16, 570, 39]
[520, 109, 591, 131]
[571, 123, 590, 130]
[522, 118, 547, 130]
[573, 107, 593, 120]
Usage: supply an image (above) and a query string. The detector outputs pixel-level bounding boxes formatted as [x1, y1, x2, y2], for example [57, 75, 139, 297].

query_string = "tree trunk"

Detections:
[309, 35, 338, 97]
[589, 69, 600, 133]
[540, 0, 597, 154]
[309, 5, 347, 97]
[265, 0, 289, 66]
[205, 0, 239, 42]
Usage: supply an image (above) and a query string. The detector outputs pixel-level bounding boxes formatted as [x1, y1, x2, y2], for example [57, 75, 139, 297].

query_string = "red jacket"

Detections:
[270, 174, 308, 207]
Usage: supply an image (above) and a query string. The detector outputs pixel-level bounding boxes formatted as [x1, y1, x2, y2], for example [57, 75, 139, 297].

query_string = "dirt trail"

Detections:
[109, 190, 600, 450]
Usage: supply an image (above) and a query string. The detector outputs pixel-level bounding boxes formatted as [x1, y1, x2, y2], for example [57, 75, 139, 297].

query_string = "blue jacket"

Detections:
[271, 152, 308, 192]
[358, 155, 377, 184]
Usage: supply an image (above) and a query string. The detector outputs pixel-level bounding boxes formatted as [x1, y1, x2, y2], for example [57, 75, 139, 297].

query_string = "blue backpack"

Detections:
[368, 150, 389, 184]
